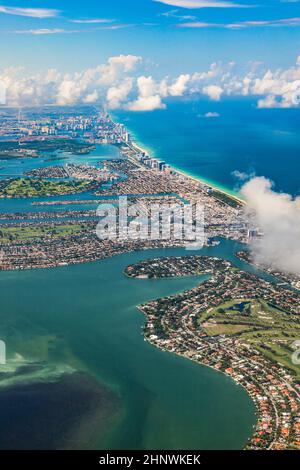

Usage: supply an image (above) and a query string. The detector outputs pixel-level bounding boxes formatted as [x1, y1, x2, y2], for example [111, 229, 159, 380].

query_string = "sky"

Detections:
[1, 0, 300, 73]
[0, 0, 300, 109]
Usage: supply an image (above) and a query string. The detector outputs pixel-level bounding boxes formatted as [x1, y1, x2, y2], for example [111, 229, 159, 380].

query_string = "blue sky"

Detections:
[1, 0, 300, 73]
[1, 1, 300, 111]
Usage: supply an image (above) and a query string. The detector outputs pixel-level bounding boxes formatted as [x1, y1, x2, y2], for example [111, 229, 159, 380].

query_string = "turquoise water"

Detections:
[0, 143, 119, 180]
[0, 144, 119, 214]
[115, 97, 300, 196]
[0, 240, 258, 450]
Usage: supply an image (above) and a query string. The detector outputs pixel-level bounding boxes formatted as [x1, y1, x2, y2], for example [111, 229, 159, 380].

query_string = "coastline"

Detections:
[139, 316, 257, 449]
[128, 252, 300, 450]
[130, 140, 245, 206]
[111, 112, 245, 205]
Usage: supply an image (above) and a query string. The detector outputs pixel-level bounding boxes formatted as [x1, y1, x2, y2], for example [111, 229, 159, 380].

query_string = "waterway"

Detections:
[0, 239, 262, 449]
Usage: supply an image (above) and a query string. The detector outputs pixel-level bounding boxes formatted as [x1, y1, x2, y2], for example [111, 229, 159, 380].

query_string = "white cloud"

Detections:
[154, 0, 246, 8]
[83, 90, 99, 103]
[12, 24, 133, 35]
[57, 79, 81, 106]
[168, 74, 190, 96]
[107, 78, 133, 109]
[204, 111, 220, 117]
[191, 56, 300, 108]
[203, 84, 223, 100]
[179, 21, 218, 27]
[127, 76, 166, 111]
[232, 170, 253, 181]
[227, 17, 300, 29]
[1, 55, 300, 110]
[191, 62, 223, 82]
[127, 73, 192, 111]
[128, 94, 166, 111]
[0, 55, 142, 107]
[70, 19, 114, 24]
[160, 9, 197, 20]
[0, 5, 59, 18]
[13, 29, 66, 35]
[241, 177, 300, 275]
[178, 17, 300, 29]
[248, 64, 300, 108]
[257, 95, 280, 109]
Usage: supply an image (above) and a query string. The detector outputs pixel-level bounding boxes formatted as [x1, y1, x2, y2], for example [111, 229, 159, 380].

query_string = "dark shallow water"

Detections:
[0, 371, 119, 450]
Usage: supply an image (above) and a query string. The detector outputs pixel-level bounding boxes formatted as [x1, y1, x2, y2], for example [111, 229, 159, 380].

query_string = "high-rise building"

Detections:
[124, 132, 131, 143]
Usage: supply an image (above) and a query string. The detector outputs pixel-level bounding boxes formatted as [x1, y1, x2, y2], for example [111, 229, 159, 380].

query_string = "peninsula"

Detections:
[125, 255, 300, 450]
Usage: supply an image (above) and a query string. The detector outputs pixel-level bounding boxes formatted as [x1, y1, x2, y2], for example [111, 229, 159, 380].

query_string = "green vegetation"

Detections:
[0, 178, 94, 198]
[199, 298, 300, 378]
[0, 139, 94, 158]
[20, 138, 94, 154]
[203, 323, 253, 336]
[0, 223, 90, 243]
[211, 189, 242, 208]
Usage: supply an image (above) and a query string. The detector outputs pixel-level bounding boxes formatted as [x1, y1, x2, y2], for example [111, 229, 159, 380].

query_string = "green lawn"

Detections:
[199, 298, 300, 378]
[0, 223, 91, 243]
[0, 178, 93, 198]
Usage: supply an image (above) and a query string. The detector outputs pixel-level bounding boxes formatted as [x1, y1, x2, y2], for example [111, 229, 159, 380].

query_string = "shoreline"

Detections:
[130, 140, 245, 206]
[139, 318, 258, 450]
[111, 113, 245, 205]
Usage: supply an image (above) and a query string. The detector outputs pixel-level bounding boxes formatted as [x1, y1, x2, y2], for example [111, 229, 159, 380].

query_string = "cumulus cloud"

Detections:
[168, 74, 190, 96]
[202, 84, 223, 100]
[127, 73, 193, 110]
[106, 78, 133, 109]
[0, 55, 141, 107]
[251, 66, 300, 108]
[1, 54, 300, 110]
[127, 76, 166, 111]
[128, 94, 165, 111]
[241, 177, 300, 275]
[83, 90, 99, 103]
[0, 55, 191, 111]
[193, 56, 300, 108]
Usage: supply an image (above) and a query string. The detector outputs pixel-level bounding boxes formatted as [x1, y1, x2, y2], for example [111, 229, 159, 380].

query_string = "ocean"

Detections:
[115, 97, 300, 197]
